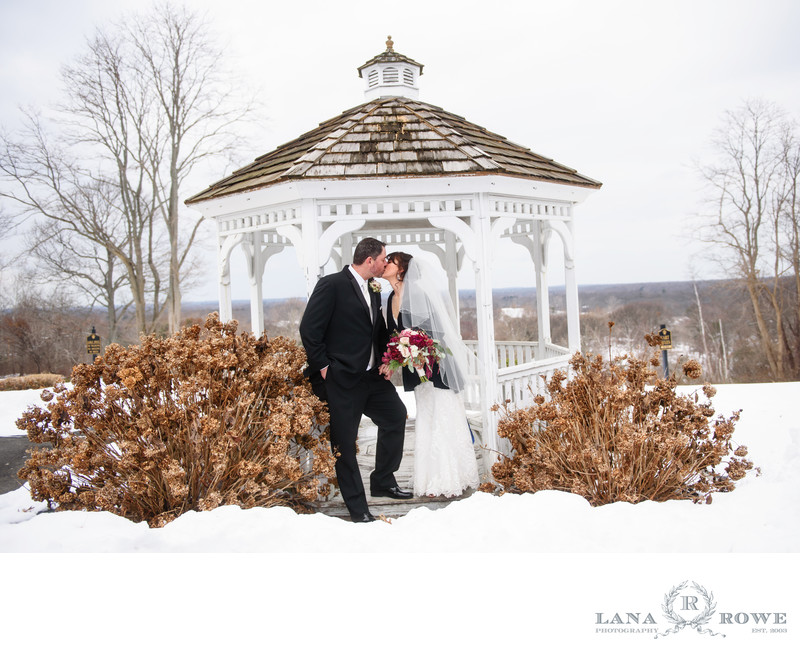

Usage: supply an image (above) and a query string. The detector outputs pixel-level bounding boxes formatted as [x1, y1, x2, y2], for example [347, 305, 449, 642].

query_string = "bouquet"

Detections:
[382, 328, 446, 381]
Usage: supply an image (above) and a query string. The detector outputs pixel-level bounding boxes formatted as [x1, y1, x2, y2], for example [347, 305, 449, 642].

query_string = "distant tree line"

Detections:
[0, 277, 795, 382]
[486, 277, 797, 384]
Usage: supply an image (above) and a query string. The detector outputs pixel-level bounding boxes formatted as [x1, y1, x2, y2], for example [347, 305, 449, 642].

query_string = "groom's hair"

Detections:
[353, 237, 386, 265]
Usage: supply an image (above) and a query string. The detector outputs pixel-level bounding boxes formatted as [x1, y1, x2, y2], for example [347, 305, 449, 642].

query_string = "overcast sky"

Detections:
[2, 0, 799, 301]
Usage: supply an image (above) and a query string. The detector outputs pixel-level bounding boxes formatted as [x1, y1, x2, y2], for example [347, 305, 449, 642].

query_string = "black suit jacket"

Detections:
[299, 267, 388, 391]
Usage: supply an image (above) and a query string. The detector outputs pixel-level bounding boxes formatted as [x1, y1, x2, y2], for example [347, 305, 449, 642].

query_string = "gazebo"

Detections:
[185, 38, 601, 461]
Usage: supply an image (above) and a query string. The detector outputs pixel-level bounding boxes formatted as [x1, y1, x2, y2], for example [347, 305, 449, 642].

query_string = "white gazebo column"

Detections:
[242, 233, 265, 337]
[219, 261, 233, 324]
[340, 232, 354, 267]
[303, 198, 323, 292]
[563, 220, 581, 352]
[472, 194, 500, 461]
[444, 231, 460, 327]
[534, 222, 552, 358]
[217, 232, 245, 324]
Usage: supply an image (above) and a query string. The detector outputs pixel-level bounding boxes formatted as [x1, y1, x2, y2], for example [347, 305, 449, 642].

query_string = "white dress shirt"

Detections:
[349, 266, 375, 369]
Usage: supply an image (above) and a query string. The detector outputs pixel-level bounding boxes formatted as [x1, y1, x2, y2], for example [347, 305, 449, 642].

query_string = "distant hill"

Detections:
[183, 278, 736, 315]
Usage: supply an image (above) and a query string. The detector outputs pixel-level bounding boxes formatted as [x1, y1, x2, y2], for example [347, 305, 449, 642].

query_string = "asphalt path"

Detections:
[0, 437, 40, 495]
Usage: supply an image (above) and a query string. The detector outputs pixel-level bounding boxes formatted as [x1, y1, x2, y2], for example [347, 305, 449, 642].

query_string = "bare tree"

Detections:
[26, 221, 132, 343]
[0, 209, 14, 272]
[0, 111, 164, 335]
[127, 2, 252, 332]
[696, 99, 799, 380]
[777, 120, 800, 375]
[0, 2, 254, 335]
[608, 301, 668, 355]
[59, 31, 169, 335]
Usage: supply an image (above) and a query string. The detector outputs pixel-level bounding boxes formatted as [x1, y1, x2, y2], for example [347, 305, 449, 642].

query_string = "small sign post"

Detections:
[658, 324, 672, 378]
[86, 326, 102, 362]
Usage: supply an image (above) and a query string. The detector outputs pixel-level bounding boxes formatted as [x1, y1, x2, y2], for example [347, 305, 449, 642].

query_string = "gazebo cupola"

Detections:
[357, 35, 423, 100]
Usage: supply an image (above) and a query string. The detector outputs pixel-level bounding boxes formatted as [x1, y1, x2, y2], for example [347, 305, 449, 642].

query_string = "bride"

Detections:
[381, 252, 479, 498]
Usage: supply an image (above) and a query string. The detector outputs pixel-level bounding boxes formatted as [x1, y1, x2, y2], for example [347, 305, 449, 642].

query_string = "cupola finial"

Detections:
[386, 35, 394, 52]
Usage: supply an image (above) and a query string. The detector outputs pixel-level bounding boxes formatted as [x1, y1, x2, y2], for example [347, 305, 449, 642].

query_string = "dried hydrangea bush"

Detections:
[16, 313, 335, 527]
[483, 333, 756, 506]
[0, 374, 65, 391]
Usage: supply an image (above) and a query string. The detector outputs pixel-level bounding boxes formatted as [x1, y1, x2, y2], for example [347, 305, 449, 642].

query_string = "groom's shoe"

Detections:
[351, 511, 376, 523]
[371, 485, 413, 500]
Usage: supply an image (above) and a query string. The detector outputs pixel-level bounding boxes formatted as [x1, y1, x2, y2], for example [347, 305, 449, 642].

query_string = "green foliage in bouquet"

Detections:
[16, 313, 335, 527]
[483, 332, 756, 506]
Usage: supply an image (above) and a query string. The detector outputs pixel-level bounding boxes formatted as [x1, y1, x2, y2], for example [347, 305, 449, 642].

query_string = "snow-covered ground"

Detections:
[2, 382, 797, 553]
[1, 382, 798, 649]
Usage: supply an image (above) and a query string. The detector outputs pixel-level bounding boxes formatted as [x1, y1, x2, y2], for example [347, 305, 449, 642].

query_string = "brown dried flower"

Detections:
[682, 359, 703, 379]
[481, 343, 753, 507]
[16, 313, 334, 527]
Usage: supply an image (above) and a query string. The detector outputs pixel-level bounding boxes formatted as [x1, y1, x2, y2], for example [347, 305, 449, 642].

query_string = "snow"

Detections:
[0, 387, 55, 435]
[1, 382, 798, 552]
[1, 382, 798, 648]
[500, 306, 526, 319]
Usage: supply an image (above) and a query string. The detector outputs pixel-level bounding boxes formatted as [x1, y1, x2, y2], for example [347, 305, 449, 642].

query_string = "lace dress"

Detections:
[387, 292, 479, 497]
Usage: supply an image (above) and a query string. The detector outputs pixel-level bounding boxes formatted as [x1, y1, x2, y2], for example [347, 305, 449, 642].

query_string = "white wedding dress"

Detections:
[412, 381, 479, 497]
[387, 256, 480, 498]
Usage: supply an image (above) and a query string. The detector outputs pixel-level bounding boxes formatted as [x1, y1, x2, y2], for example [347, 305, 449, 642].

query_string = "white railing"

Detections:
[542, 342, 570, 359]
[496, 354, 571, 408]
[495, 341, 536, 367]
[464, 340, 569, 369]
[462, 340, 572, 411]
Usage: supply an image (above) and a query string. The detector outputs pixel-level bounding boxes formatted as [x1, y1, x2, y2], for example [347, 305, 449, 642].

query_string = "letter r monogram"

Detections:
[681, 596, 700, 610]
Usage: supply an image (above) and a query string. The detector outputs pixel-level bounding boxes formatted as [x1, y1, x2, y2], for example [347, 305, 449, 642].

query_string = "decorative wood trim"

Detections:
[491, 216, 516, 239]
[218, 233, 246, 281]
[317, 196, 474, 222]
[217, 204, 301, 234]
[545, 220, 575, 260]
[488, 197, 573, 219]
[275, 224, 305, 269]
[318, 219, 366, 266]
[428, 215, 478, 262]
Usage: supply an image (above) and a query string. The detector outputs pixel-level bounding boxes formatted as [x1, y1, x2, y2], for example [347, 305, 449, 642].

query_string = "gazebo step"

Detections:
[314, 489, 476, 520]
[312, 416, 487, 520]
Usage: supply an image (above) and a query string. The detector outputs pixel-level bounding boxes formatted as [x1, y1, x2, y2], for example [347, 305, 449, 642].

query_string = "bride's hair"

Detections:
[387, 251, 413, 280]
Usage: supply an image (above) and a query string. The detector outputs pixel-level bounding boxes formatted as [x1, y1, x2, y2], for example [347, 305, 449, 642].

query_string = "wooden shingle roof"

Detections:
[185, 97, 601, 205]
[356, 49, 424, 78]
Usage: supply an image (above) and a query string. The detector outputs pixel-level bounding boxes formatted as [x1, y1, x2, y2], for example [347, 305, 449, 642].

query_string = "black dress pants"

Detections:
[324, 369, 407, 517]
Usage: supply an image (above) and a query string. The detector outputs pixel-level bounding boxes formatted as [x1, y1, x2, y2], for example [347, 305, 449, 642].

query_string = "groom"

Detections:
[299, 237, 411, 523]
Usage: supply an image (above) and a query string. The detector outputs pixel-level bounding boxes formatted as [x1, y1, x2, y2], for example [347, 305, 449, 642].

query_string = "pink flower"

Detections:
[382, 328, 445, 382]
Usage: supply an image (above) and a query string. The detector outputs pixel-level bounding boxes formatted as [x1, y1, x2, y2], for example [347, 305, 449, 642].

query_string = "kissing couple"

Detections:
[299, 237, 479, 522]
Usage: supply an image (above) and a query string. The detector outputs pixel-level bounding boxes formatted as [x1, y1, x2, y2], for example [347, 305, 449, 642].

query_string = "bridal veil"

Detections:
[398, 257, 476, 394]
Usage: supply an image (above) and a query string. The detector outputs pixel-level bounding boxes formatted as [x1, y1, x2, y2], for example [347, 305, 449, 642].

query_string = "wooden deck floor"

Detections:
[313, 415, 487, 521]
